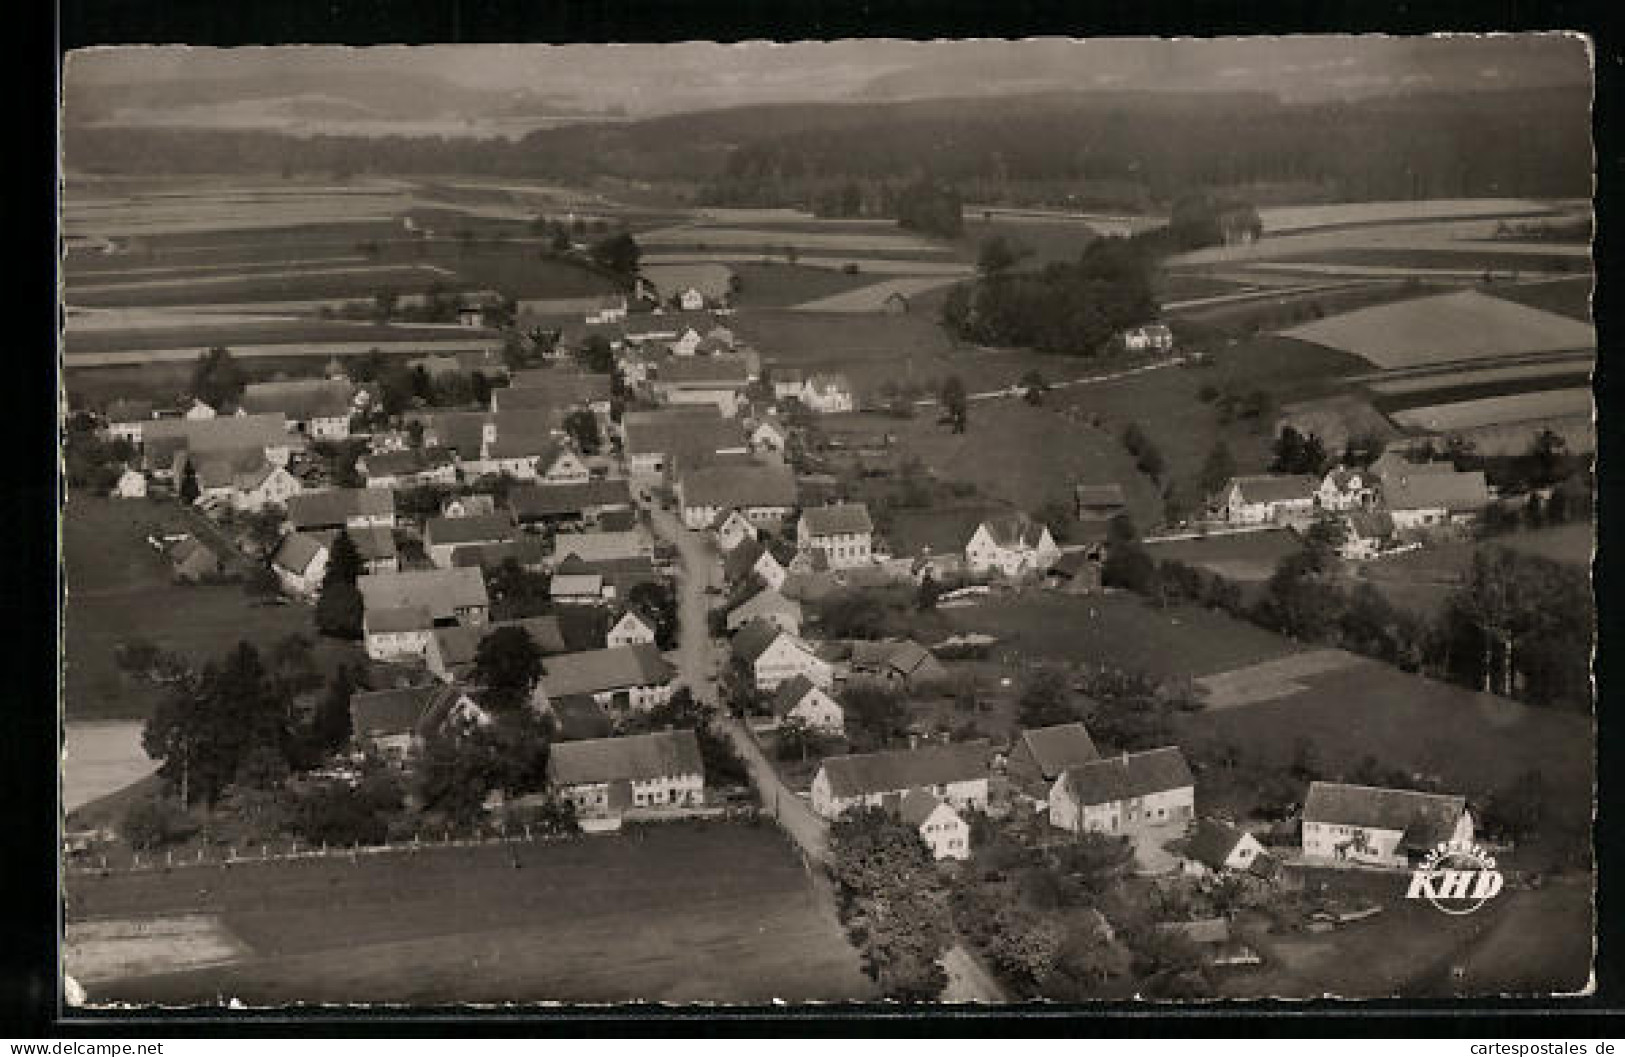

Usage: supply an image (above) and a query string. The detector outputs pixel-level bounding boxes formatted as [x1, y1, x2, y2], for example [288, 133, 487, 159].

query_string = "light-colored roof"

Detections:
[729, 587, 801, 624]
[1304, 782, 1467, 848]
[239, 379, 353, 420]
[801, 502, 874, 537]
[1016, 723, 1101, 779]
[190, 448, 270, 490]
[551, 572, 605, 597]
[288, 488, 395, 529]
[1379, 467, 1492, 513]
[362, 447, 455, 477]
[1058, 747, 1194, 808]
[144, 413, 299, 455]
[553, 530, 647, 564]
[656, 355, 752, 387]
[358, 567, 488, 622]
[541, 645, 674, 698]
[681, 463, 797, 511]
[819, 741, 991, 800]
[549, 729, 704, 786]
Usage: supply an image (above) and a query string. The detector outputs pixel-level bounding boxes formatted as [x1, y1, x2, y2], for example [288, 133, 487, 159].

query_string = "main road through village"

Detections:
[644, 495, 1007, 1003]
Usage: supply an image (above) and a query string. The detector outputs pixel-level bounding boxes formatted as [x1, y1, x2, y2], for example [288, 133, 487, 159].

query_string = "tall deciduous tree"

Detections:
[472, 625, 545, 712]
[191, 346, 247, 411]
[941, 376, 968, 434]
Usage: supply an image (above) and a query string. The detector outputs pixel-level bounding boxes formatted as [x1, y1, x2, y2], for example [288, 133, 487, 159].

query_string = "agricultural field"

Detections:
[1255, 198, 1564, 235]
[1494, 522, 1594, 566]
[68, 265, 460, 308]
[1389, 388, 1591, 432]
[887, 401, 1162, 521]
[1272, 246, 1590, 275]
[67, 824, 873, 1005]
[1275, 393, 1401, 455]
[1280, 290, 1597, 369]
[1454, 414, 1595, 456]
[1363, 356, 1595, 398]
[63, 494, 362, 722]
[727, 262, 881, 308]
[794, 275, 963, 313]
[1478, 276, 1594, 322]
[958, 212, 1100, 266]
[1144, 529, 1304, 583]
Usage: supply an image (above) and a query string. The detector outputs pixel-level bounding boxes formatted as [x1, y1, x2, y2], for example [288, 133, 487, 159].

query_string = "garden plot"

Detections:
[66, 915, 250, 986]
[1390, 388, 1592, 433]
[1195, 650, 1372, 710]
[1281, 290, 1597, 369]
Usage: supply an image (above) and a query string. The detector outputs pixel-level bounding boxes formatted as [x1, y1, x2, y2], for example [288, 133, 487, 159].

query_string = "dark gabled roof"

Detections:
[349, 684, 467, 738]
[576, 556, 661, 598]
[819, 741, 991, 800]
[550, 729, 704, 786]
[361, 447, 455, 477]
[549, 695, 614, 741]
[1058, 747, 1194, 807]
[1303, 782, 1467, 847]
[424, 513, 516, 548]
[312, 526, 396, 564]
[1379, 468, 1493, 513]
[169, 536, 221, 570]
[723, 537, 767, 583]
[681, 463, 797, 510]
[801, 502, 874, 537]
[656, 355, 751, 386]
[896, 790, 954, 828]
[509, 479, 633, 520]
[731, 619, 789, 665]
[1228, 475, 1320, 506]
[881, 505, 1003, 559]
[1075, 484, 1128, 514]
[1184, 818, 1252, 870]
[364, 605, 435, 634]
[430, 616, 568, 670]
[144, 414, 296, 454]
[239, 379, 353, 420]
[272, 532, 326, 576]
[622, 408, 744, 459]
[541, 645, 674, 698]
[287, 488, 395, 529]
[770, 673, 831, 717]
[450, 537, 550, 570]
[1016, 723, 1101, 779]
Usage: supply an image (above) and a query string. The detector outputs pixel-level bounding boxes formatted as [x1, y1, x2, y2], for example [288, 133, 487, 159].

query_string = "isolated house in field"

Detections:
[769, 674, 844, 735]
[1048, 747, 1195, 837]
[1301, 781, 1473, 868]
[538, 645, 675, 712]
[895, 791, 971, 861]
[1007, 723, 1101, 800]
[423, 514, 517, 568]
[1376, 463, 1493, 530]
[358, 567, 489, 662]
[239, 379, 355, 440]
[732, 619, 832, 692]
[726, 586, 803, 636]
[357, 447, 457, 490]
[1218, 475, 1320, 525]
[1118, 323, 1175, 354]
[965, 513, 1061, 578]
[1316, 467, 1380, 512]
[168, 537, 224, 583]
[348, 684, 484, 763]
[424, 616, 567, 684]
[1339, 511, 1397, 560]
[797, 502, 874, 570]
[606, 608, 657, 649]
[677, 463, 797, 531]
[1179, 818, 1272, 880]
[846, 639, 949, 694]
[288, 488, 397, 533]
[112, 467, 147, 499]
[799, 374, 856, 414]
[810, 740, 992, 820]
[549, 729, 705, 818]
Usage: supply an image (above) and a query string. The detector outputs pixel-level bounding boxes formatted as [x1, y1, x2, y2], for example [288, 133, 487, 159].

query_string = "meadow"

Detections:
[1389, 387, 1592, 432]
[1144, 529, 1304, 583]
[1254, 198, 1562, 234]
[1364, 357, 1595, 398]
[68, 824, 873, 1005]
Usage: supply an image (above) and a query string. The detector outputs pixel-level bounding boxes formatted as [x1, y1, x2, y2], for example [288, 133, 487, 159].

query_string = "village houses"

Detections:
[287, 488, 397, 534]
[711, 508, 760, 552]
[965, 512, 1062, 578]
[1047, 747, 1195, 837]
[768, 674, 845, 735]
[548, 730, 705, 819]
[1179, 818, 1275, 880]
[606, 608, 658, 648]
[1217, 474, 1320, 524]
[239, 379, 356, 440]
[538, 645, 675, 712]
[731, 619, 833, 692]
[348, 684, 486, 764]
[797, 502, 875, 570]
[1316, 466, 1380, 512]
[677, 463, 797, 531]
[1007, 722, 1102, 800]
[1301, 781, 1473, 868]
[423, 513, 517, 568]
[810, 740, 992, 820]
[797, 373, 856, 413]
[424, 616, 567, 684]
[357, 567, 489, 662]
[726, 586, 803, 635]
[896, 791, 972, 861]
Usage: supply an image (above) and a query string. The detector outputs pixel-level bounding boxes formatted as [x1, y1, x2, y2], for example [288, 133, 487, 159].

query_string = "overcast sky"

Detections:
[66, 36, 1590, 117]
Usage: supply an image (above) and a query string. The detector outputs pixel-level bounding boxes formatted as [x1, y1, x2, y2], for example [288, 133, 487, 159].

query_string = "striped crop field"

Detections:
[1389, 388, 1592, 432]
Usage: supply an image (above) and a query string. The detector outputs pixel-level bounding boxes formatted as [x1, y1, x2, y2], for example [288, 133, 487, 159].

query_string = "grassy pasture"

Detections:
[1145, 529, 1304, 583]
[1276, 246, 1591, 274]
[728, 262, 880, 308]
[63, 494, 362, 721]
[1479, 277, 1595, 323]
[1364, 357, 1595, 397]
[959, 215, 1099, 266]
[65, 320, 499, 357]
[1255, 198, 1561, 234]
[639, 223, 952, 256]
[1494, 522, 1593, 566]
[69, 267, 459, 308]
[1389, 388, 1591, 432]
[69, 824, 872, 1005]
[795, 276, 962, 312]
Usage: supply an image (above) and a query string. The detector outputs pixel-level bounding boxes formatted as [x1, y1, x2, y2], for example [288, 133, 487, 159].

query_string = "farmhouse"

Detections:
[769, 674, 844, 735]
[1074, 484, 1129, 529]
[357, 448, 458, 490]
[878, 505, 998, 582]
[1007, 722, 1101, 800]
[288, 488, 396, 533]
[846, 639, 949, 693]
[551, 571, 608, 606]
[168, 537, 224, 583]
[724, 539, 790, 591]
[549, 730, 705, 818]
[727, 586, 803, 635]
[574, 556, 663, 602]
[1044, 548, 1105, 594]
[606, 609, 658, 648]
[1047, 747, 1195, 837]
[1179, 818, 1273, 879]
[895, 791, 971, 861]
[712, 508, 760, 553]
[539, 645, 675, 711]
[358, 567, 489, 661]
[798, 374, 856, 414]
[797, 502, 874, 570]
[188, 453, 302, 512]
[425, 616, 568, 683]
[509, 479, 634, 526]
[442, 494, 497, 519]
[732, 619, 832, 692]
[1302, 781, 1473, 868]
[749, 418, 788, 455]
[652, 356, 753, 416]
[144, 414, 306, 475]
[810, 741, 992, 819]
[272, 533, 329, 597]
[184, 398, 217, 420]
[497, 371, 613, 415]
[1339, 511, 1397, 560]
[544, 696, 615, 741]
[1217, 475, 1320, 524]
[677, 463, 797, 530]
[553, 530, 651, 565]
[450, 537, 550, 573]
[1377, 461, 1493, 529]
[348, 684, 485, 763]
[772, 368, 807, 401]
[1316, 467, 1380, 512]
[1119, 323, 1175, 354]
[424, 514, 517, 568]
[239, 379, 355, 439]
[965, 513, 1061, 578]
[104, 398, 155, 444]
[642, 263, 735, 310]
[112, 467, 147, 499]
[621, 408, 747, 479]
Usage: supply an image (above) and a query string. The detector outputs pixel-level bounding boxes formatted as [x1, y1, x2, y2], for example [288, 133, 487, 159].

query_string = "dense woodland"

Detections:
[67, 88, 1590, 209]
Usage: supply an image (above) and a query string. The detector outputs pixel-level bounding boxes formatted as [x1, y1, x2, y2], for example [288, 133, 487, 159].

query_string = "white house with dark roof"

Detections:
[811, 741, 991, 819]
[726, 586, 803, 636]
[1302, 781, 1472, 867]
[349, 683, 485, 762]
[424, 513, 517, 568]
[965, 513, 1061, 577]
[358, 567, 489, 661]
[1179, 818, 1271, 879]
[538, 645, 675, 711]
[678, 463, 797, 530]
[769, 674, 844, 735]
[846, 639, 949, 693]
[272, 533, 330, 597]
[712, 508, 760, 553]
[104, 399, 155, 445]
[1339, 511, 1398, 560]
[1047, 747, 1195, 837]
[1376, 460, 1493, 530]
[1007, 722, 1101, 800]
[357, 447, 457, 490]
[549, 729, 705, 817]
[288, 488, 396, 533]
[896, 791, 971, 861]
[1218, 475, 1320, 524]
[798, 374, 856, 414]
[653, 355, 753, 416]
[797, 503, 874, 570]
[239, 379, 355, 439]
[731, 619, 831, 692]
[606, 608, 657, 649]
[143, 413, 306, 475]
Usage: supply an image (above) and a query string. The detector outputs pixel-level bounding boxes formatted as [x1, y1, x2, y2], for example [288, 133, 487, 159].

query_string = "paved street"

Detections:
[645, 500, 831, 862]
